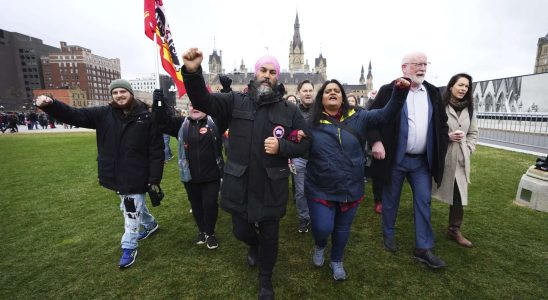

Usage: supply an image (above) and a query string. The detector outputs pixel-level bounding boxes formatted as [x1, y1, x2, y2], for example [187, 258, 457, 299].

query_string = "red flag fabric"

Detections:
[144, 0, 186, 97]
[144, 0, 156, 40]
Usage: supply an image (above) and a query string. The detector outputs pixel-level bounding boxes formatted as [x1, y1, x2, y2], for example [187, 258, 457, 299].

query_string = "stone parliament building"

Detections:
[181, 13, 373, 110]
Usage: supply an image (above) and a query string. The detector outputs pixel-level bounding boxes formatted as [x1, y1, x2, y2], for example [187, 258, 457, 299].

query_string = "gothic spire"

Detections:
[292, 12, 302, 51]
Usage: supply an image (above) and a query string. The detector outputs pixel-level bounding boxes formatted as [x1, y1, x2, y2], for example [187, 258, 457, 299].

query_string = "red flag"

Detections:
[144, 0, 156, 40]
[144, 0, 186, 97]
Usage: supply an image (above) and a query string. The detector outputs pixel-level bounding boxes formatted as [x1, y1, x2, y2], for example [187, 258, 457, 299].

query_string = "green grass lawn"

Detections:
[1, 132, 547, 299]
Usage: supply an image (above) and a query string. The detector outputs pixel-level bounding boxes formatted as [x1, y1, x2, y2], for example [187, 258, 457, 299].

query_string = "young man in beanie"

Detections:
[34, 79, 164, 269]
[179, 48, 310, 300]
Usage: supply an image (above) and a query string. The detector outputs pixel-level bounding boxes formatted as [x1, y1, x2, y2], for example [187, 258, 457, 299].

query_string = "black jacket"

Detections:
[366, 80, 449, 186]
[42, 99, 164, 194]
[155, 110, 227, 183]
[182, 66, 311, 222]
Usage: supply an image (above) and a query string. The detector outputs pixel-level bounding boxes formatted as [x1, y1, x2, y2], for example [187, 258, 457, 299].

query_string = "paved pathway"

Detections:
[1, 125, 95, 135]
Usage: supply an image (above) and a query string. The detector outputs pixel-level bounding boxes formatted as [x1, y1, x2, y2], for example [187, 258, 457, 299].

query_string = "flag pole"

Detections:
[153, 33, 162, 107]
[153, 34, 161, 90]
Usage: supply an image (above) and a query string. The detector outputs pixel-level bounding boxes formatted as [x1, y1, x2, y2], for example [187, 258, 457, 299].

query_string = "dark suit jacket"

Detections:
[366, 80, 449, 186]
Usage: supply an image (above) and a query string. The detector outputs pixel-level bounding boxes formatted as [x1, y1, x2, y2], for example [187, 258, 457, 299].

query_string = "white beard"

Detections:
[411, 75, 425, 85]
[257, 84, 273, 97]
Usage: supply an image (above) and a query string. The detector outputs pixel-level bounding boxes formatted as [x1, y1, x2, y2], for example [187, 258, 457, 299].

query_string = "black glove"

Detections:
[219, 75, 232, 93]
[148, 184, 164, 207]
[152, 89, 167, 111]
[277, 83, 286, 95]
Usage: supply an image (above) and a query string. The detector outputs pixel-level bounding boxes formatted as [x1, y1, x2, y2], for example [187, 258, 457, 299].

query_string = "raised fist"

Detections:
[182, 48, 203, 73]
[35, 95, 53, 108]
[219, 75, 232, 93]
[394, 77, 411, 89]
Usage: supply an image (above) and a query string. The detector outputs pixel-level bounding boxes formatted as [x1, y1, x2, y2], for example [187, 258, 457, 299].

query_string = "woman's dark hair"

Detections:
[297, 80, 314, 92]
[442, 73, 473, 111]
[310, 79, 349, 126]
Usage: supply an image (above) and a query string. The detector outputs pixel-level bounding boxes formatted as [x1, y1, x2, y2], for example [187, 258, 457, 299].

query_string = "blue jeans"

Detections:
[382, 154, 434, 249]
[293, 157, 309, 221]
[308, 199, 360, 262]
[163, 134, 173, 160]
[119, 193, 156, 249]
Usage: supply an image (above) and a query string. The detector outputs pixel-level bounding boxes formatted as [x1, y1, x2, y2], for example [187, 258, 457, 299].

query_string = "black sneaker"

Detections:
[414, 249, 447, 269]
[206, 234, 219, 249]
[194, 232, 206, 245]
[298, 219, 309, 233]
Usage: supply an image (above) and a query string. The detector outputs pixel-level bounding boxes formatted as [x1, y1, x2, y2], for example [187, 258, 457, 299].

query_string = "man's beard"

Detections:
[253, 80, 275, 98]
[410, 74, 425, 85]
[257, 84, 273, 97]
[109, 96, 133, 109]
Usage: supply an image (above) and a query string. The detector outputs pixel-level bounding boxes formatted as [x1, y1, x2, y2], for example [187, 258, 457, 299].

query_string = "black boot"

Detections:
[258, 276, 274, 300]
[448, 205, 473, 248]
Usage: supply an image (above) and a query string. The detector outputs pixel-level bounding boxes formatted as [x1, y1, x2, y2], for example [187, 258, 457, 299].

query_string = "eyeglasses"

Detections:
[404, 62, 431, 68]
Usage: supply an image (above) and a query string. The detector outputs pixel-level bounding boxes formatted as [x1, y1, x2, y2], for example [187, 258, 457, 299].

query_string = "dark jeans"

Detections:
[231, 214, 279, 279]
[308, 199, 360, 262]
[183, 180, 220, 235]
[382, 154, 433, 249]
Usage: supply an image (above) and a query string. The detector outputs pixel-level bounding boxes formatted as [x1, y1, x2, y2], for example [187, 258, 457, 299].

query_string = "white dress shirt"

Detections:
[405, 85, 429, 154]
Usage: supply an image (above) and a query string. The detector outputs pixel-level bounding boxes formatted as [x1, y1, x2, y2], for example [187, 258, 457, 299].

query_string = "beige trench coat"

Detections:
[432, 105, 478, 206]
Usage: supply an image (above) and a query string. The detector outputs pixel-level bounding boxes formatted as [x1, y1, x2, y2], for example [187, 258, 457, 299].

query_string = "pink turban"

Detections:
[254, 55, 280, 79]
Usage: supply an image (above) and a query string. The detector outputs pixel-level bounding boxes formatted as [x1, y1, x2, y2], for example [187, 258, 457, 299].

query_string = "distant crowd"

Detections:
[0, 110, 66, 133]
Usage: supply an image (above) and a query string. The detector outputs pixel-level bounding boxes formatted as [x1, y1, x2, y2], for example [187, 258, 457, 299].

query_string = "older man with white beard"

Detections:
[181, 48, 310, 300]
[366, 52, 449, 269]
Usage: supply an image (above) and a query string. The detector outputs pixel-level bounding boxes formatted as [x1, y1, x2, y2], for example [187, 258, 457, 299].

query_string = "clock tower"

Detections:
[289, 12, 305, 73]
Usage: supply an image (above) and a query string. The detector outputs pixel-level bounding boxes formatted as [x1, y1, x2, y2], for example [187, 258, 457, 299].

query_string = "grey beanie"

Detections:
[109, 79, 134, 95]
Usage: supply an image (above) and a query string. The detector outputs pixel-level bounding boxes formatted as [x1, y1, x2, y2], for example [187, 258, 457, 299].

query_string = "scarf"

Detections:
[449, 97, 469, 112]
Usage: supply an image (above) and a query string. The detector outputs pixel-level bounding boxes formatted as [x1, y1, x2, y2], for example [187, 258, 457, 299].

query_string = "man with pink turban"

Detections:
[180, 48, 310, 300]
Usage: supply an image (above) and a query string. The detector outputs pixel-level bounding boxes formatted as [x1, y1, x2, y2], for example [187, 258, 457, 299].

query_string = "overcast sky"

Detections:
[1, 0, 547, 88]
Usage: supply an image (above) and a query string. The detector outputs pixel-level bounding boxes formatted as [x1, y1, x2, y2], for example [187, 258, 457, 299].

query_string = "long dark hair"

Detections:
[442, 73, 473, 112]
[310, 79, 350, 126]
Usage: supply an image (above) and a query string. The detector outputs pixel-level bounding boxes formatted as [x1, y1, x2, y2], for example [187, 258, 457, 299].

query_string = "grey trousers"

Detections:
[293, 157, 309, 220]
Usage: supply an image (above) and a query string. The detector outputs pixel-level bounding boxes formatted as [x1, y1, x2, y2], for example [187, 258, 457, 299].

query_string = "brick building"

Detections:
[41, 41, 121, 106]
[33, 88, 88, 108]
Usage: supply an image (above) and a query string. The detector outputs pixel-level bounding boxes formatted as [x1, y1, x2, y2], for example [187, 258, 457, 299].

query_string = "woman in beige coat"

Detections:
[433, 73, 478, 248]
